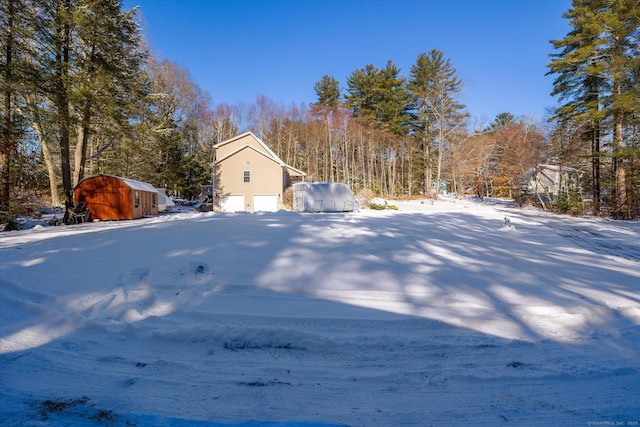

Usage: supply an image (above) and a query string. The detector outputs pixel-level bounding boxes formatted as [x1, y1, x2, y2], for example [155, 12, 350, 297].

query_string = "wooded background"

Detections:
[1, 0, 639, 221]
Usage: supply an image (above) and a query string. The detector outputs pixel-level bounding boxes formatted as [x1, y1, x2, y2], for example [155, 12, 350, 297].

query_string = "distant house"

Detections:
[213, 132, 306, 212]
[74, 175, 159, 220]
[523, 164, 583, 199]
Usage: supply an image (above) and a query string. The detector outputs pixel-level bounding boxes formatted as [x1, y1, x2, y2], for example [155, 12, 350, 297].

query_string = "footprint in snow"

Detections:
[122, 267, 150, 286]
[189, 262, 209, 276]
[178, 262, 214, 285]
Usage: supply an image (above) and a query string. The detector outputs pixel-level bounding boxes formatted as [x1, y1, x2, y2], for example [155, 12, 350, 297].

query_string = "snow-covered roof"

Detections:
[120, 177, 158, 193]
[90, 174, 158, 193]
[538, 164, 581, 173]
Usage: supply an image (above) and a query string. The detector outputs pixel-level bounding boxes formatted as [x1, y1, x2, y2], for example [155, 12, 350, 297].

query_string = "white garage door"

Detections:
[253, 195, 278, 212]
[220, 195, 245, 212]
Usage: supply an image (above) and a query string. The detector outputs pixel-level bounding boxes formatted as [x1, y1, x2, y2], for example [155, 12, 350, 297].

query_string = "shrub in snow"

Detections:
[555, 191, 584, 216]
[369, 198, 387, 210]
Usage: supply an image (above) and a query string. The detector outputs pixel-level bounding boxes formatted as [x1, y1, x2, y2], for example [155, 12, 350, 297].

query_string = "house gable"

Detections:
[215, 132, 280, 163]
[216, 143, 282, 166]
[524, 164, 583, 197]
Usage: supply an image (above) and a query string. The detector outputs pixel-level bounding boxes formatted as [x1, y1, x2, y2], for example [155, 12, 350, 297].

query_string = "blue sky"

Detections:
[123, 0, 572, 124]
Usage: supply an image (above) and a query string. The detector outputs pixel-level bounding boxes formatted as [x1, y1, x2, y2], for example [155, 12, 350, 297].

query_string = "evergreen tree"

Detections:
[1, 0, 33, 211]
[377, 61, 411, 137]
[490, 112, 517, 130]
[345, 64, 382, 126]
[10, 0, 148, 221]
[345, 61, 410, 133]
[346, 61, 411, 194]
[409, 50, 466, 199]
[548, 0, 609, 215]
[71, 0, 147, 186]
[311, 75, 341, 183]
[312, 75, 340, 113]
[549, 0, 640, 218]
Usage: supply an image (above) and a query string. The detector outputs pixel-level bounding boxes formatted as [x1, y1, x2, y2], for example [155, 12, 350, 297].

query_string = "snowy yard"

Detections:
[1, 198, 639, 426]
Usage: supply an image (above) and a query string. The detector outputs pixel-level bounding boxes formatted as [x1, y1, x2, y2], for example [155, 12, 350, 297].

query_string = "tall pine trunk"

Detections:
[54, 0, 74, 221]
[73, 101, 92, 187]
[591, 121, 601, 215]
[612, 101, 627, 218]
[1, 0, 15, 209]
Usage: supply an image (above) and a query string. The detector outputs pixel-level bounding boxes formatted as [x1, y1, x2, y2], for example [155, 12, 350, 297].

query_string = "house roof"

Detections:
[285, 164, 306, 177]
[538, 164, 581, 173]
[215, 144, 281, 165]
[215, 131, 306, 176]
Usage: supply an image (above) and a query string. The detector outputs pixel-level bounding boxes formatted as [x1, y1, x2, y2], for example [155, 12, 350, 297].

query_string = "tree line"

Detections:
[2, 0, 639, 222]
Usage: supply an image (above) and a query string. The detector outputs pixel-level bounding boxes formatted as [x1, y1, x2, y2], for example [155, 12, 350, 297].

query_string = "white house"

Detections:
[523, 164, 583, 198]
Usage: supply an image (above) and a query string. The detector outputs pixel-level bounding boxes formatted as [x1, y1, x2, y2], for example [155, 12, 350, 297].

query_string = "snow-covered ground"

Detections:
[1, 197, 639, 426]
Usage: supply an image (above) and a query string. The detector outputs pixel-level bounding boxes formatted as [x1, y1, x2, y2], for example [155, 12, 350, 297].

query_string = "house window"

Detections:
[135, 191, 140, 207]
[243, 170, 251, 183]
[152, 194, 156, 208]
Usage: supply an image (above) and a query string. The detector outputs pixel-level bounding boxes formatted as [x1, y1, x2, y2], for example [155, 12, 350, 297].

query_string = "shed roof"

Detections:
[79, 175, 158, 193]
[118, 176, 158, 193]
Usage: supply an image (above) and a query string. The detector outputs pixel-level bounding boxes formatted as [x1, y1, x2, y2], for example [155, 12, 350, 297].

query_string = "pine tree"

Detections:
[0, 0, 31, 211]
[71, 0, 147, 186]
[13, 0, 148, 221]
[549, 0, 640, 218]
[312, 75, 340, 113]
[345, 64, 382, 126]
[311, 75, 341, 182]
[345, 61, 411, 194]
[377, 61, 411, 137]
[409, 50, 466, 199]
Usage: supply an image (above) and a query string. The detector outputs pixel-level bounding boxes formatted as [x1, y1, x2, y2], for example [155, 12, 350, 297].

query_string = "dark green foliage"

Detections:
[313, 75, 340, 112]
[548, 0, 640, 218]
[346, 60, 411, 135]
[555, 190, 584, 216]
[409, 50, 467, 199]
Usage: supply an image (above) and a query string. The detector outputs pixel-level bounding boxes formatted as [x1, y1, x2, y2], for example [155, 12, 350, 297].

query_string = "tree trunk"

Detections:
[591, 121, 601, 215]
[55, 0, 74, 221]
[1, 94, 10, 209]
[26, 94, 60, 205]
[435, 124, 444, 199]
[612, 112, 627, 218]
[423, 136, 431, 198]
[73, 102, 91, 187]
[1, 0, 15, 209]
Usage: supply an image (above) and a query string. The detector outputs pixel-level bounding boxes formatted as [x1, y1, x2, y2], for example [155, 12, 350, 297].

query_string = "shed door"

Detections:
[253, 195, 278, 212]
[220, 195, 245, 212]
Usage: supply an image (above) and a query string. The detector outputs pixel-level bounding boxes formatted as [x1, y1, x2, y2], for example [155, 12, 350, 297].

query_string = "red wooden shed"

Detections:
[74, 175, 159, 220]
